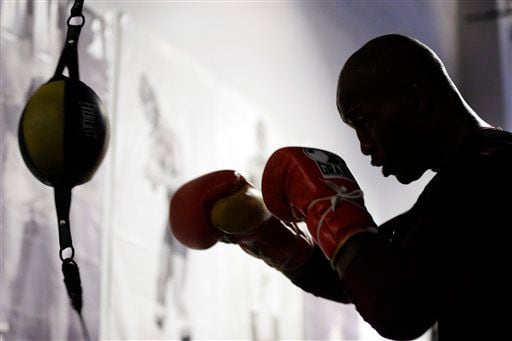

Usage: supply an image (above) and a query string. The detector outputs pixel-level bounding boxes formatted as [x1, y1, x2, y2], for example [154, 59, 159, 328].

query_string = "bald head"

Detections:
[337, 34, 455, 123]
[335, 34, 488, 184]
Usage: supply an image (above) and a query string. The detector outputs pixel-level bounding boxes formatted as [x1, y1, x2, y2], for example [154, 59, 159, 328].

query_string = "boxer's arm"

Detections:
[285, 211, 418, 305]
[283, 245, 351, 303]
[283, 208, 416, 304]
[334, 231, 438, 340]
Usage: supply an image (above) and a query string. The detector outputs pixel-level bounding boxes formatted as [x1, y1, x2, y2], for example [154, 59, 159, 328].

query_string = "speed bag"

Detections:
[18, 76, 109, 188]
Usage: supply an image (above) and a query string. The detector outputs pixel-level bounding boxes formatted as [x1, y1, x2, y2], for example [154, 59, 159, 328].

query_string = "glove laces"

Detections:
[307, 180, 364, 242]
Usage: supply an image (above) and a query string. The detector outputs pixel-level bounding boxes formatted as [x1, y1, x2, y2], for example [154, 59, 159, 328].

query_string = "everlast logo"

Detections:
[78, 101, 98, 139]
[303, 148, 356, 181]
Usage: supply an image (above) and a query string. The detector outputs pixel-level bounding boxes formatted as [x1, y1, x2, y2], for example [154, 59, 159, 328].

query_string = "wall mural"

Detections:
[138, 73, 191, 339]
[102, 17, 305, 340]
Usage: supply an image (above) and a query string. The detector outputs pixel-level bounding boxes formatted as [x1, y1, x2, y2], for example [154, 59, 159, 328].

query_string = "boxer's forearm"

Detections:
[283, 246, 351, 303]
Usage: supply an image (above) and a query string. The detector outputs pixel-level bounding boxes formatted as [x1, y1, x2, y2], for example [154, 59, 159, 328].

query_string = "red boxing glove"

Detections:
[169, 170, 313, 271]
[262, 147, 377, 262]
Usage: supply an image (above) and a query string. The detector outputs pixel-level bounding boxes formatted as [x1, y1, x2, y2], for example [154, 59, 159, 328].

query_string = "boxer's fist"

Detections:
[262, 147, 376, 262]
[170, 170, 267, 249]
[170, 170, 314, 270]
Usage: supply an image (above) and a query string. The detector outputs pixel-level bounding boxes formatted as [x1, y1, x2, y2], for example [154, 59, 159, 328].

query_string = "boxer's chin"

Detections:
[395, 170, 424, 184]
